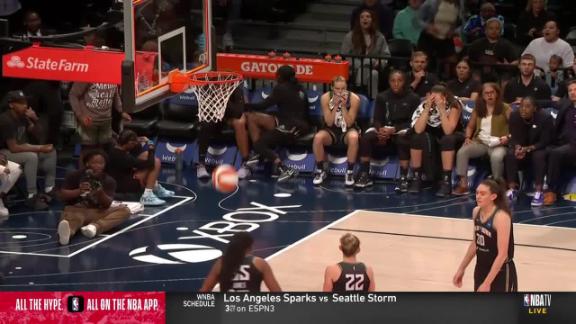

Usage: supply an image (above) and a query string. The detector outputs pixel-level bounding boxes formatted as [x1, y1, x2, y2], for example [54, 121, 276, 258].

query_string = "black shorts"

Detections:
[223, 101, 244, 121]
[323, 126, 360, 145]
[474, 260, 517, 292]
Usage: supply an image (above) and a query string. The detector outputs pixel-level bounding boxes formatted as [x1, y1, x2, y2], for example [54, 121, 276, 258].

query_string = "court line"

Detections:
[218, 185, 240, 212]
[327, 227, 576, 253]
[265, 209, 361, 261]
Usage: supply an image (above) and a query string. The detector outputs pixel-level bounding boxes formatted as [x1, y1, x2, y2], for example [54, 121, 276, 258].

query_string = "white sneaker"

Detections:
[197, 164, 210, 179]
[345, 170, 355, 186]
[312, 169, 327, 185]
[140, 191, 166, 206]
[237, 164, 251, 179]
[81, 224, 98, 238]
[0, 199, 8, 217]
[58, 220, 71, 245]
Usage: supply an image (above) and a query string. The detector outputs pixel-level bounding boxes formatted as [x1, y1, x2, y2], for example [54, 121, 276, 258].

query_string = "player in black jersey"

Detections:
[200, 232, 282, 292]
[453, 178, 517, 292]
[323, 233, 375, 292]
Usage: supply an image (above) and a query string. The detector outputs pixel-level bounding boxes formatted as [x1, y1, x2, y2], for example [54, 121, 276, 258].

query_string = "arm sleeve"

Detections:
[534, 115, 553, 150]
[507, 113, 522, 147]
[340, 32, 353, 54]
[393, 12, 404, 39]
[69, 82, 90, 118]
[399, 95, 422, 130]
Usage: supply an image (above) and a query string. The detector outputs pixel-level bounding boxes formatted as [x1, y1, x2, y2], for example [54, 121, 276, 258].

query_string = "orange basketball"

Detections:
[212, 164, 239, 193]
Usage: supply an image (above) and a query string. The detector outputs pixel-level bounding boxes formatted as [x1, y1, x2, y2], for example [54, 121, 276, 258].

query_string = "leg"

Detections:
[58, 206, 88, 245]
[245, 112, 276, 144]
[0, 161, 22, 194]
[312, 130, 334, 166]
[455, 142, 489, 188]
[488, 146, 507, 180]
[395, 132, 412, 174]
[38, 150, 57, 191]
[531, 150, 547, 192]
[505, 148, 520, 189]
[230, 114, 250, 160]
[439, 133, 464, 172]
[408, 132, 431, 193]
[344, 129, 360, 165]
[92, 207, 131, 234]
[1, 150, 39, 196]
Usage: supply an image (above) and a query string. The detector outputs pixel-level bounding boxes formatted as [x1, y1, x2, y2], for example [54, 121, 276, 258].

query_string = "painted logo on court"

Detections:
[129, 244, 222, 264]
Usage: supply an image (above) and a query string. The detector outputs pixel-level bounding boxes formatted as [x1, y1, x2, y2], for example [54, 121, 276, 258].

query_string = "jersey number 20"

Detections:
[345, 274, 365, 291]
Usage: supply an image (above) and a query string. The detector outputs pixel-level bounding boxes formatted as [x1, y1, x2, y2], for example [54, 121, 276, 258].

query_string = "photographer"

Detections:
[106, 130, 173, 206]
[58, 150, 130, 245]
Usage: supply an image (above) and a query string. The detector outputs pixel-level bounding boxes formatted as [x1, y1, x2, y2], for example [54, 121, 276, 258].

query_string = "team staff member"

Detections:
[323, 233, 375, 292]
[453, 178, 517, 292]
[200, 232, 282, 292]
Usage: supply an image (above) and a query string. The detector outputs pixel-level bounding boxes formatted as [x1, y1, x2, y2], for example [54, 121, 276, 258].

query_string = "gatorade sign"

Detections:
[217, 53, 349, 83]
[2, 45, 124, 84]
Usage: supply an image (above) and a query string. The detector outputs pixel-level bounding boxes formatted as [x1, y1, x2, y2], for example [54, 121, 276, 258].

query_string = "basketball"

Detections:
[212, 164, 239, 193]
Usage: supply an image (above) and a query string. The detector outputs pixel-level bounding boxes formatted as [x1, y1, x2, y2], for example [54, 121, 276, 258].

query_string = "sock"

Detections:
[400, 167, 408, 178]
[28, 193, 34, 199]
[442, 170, 452, 182]
[347, 163, 355, 171]
[360, 161, 370, 173]
[316, 161, 324, 171]
[144, 188, 153, 195]
[45, 186, 54, 193]
[413, 168, 422, 180]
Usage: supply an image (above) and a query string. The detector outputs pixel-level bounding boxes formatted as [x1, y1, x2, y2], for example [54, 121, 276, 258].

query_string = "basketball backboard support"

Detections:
[123, 0, 214, 112]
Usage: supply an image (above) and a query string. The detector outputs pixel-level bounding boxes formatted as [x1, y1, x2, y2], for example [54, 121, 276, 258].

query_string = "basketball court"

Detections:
[1, 0, 576, 293]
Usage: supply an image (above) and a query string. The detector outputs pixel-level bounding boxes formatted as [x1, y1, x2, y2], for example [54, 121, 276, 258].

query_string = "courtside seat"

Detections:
[156, 95, 198, 139]
[356, 94, 372, 132]
[250, 87, 277, 112]
[124, 104, 160, 137]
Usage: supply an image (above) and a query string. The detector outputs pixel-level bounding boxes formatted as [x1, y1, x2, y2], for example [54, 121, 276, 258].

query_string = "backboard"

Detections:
[124, 0, 213, 112]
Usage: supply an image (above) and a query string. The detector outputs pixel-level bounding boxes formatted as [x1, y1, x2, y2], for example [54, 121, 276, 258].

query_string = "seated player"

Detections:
[356, 70, 420, 190]
[323, 233, 375, 292]
[58, 150, 131, 245]
[196, 87, 252, 180]
[312, 76, 361, 186]
[107, 130, 174, 206]
[200, 232, 282, 292]
[245, 65, 310, 182]
[0, 154, 22, 217]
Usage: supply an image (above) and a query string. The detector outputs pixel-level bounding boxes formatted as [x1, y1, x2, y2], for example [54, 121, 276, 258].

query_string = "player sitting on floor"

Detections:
[245, 65, 311, 182]
[312, 76, 361, 186]
[196, 87, 252, 180]
[107, 130, 174, 206]
[58, 150, 131, 245]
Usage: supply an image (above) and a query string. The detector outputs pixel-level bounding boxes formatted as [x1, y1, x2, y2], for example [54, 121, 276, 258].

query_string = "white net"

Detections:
[190, 72, 243, 123]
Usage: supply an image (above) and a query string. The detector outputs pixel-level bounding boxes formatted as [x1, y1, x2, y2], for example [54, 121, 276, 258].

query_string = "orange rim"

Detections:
[189, 71, 243, 86]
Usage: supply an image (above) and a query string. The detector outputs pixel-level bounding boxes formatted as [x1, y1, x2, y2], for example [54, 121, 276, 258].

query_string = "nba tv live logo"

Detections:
[524, 294, 551, 315]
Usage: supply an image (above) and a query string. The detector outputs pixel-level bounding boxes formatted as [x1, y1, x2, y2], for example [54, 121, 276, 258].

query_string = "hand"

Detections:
[25, 108, 39, 121]
[82, 116, 93, 127]
[79, 182, 91, 194]
[499, 136, 509, 145]
[414, 70, 425, 81]
[453, 268, 464, 288]
[464, 138, 472, 145]
[121, 112, 132, 123]
[40, 144, 54, 153]
[528, 28, 536, 37]
[477, 282, 491, 292]
[3, 167, 9, 174]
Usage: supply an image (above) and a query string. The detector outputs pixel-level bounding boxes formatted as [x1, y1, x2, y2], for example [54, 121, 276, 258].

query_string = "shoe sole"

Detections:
[141, 200, 166, 206]
[277, 171, 298, 182]
[58, 220, 70, 245]
[81, 226, 96, 238]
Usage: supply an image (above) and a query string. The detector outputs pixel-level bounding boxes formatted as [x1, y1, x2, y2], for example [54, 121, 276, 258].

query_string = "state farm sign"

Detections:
[217, 53, 349, 83]
[2, 45, 124, 84]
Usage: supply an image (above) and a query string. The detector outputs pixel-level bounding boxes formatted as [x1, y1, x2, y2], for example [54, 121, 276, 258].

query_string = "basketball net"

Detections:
[189, 71, 243, 123]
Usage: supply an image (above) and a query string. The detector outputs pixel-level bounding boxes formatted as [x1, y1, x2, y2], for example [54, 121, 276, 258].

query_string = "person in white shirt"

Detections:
[522, 20, 574, 73]
[0, 154, 22, 217]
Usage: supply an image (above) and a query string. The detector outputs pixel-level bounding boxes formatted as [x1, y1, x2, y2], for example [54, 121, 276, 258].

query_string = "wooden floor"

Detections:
[267, 210, 576, 292]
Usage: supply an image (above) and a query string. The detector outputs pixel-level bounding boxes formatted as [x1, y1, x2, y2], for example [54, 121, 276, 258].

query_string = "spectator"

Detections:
[505, 97, 553, 207]
[447, 59, 481, 101]
[393, 0, 424, 46]
[350, 0, 394, 40]
[454, 83, 511, 195]
[0, 154, 21, 217]
[462, 2, 503, 43]
[245, 66, 310, 182]
[544, 55, 565, 97]
[356, 70, 420, 191]
[14, 10, 53, 39]
[342, 9, 390, 99]
[543, 80, 576, 205]
[408, 51, 439, 98]
[323, 233, 375, 292]
[196, 88, 252, 180]
[466, 18, 518, 83]
[69, 82, 131, 165]
[0, 90, 55, 210]
[517, 0, 555, 46]
[107, 130, 175, 206]
[57, 150, 131, 245]
[200, 232, 281, 292]
[522, 20, 575, 73]
[409, 84, 464, 197]
[313, 76, 361, 187]
[503, 54, 551, 104]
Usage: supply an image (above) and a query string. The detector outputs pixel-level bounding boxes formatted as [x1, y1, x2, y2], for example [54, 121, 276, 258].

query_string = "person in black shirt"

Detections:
[505, 97, 553, 207]
[323, 233, 375, 292]
[503, 54, 551, 104]
[58, 150, 130, 245]
[245, 66, 310, 182]
[408, 51, 439, 98]
[447, 60, 482, 101]
[356, 70, 420, 191]
[454, 178, 517, 292]
[516, 0, 555, 46]
[200, 232, 282, 292]
[543, 80, 576, 206]
[107, 130, 174, 206]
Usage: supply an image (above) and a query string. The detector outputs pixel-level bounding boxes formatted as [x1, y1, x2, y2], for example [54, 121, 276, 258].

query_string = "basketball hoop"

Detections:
[189, 71, 243, 123]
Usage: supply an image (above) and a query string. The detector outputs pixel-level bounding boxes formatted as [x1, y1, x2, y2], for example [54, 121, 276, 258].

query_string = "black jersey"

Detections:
[332, 262, 370, 292]
[474, 208, 515, 271]
[225, 256, 263, 292]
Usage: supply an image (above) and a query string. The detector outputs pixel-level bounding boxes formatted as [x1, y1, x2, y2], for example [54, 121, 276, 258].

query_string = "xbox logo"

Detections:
[129, 244, 222, 265]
